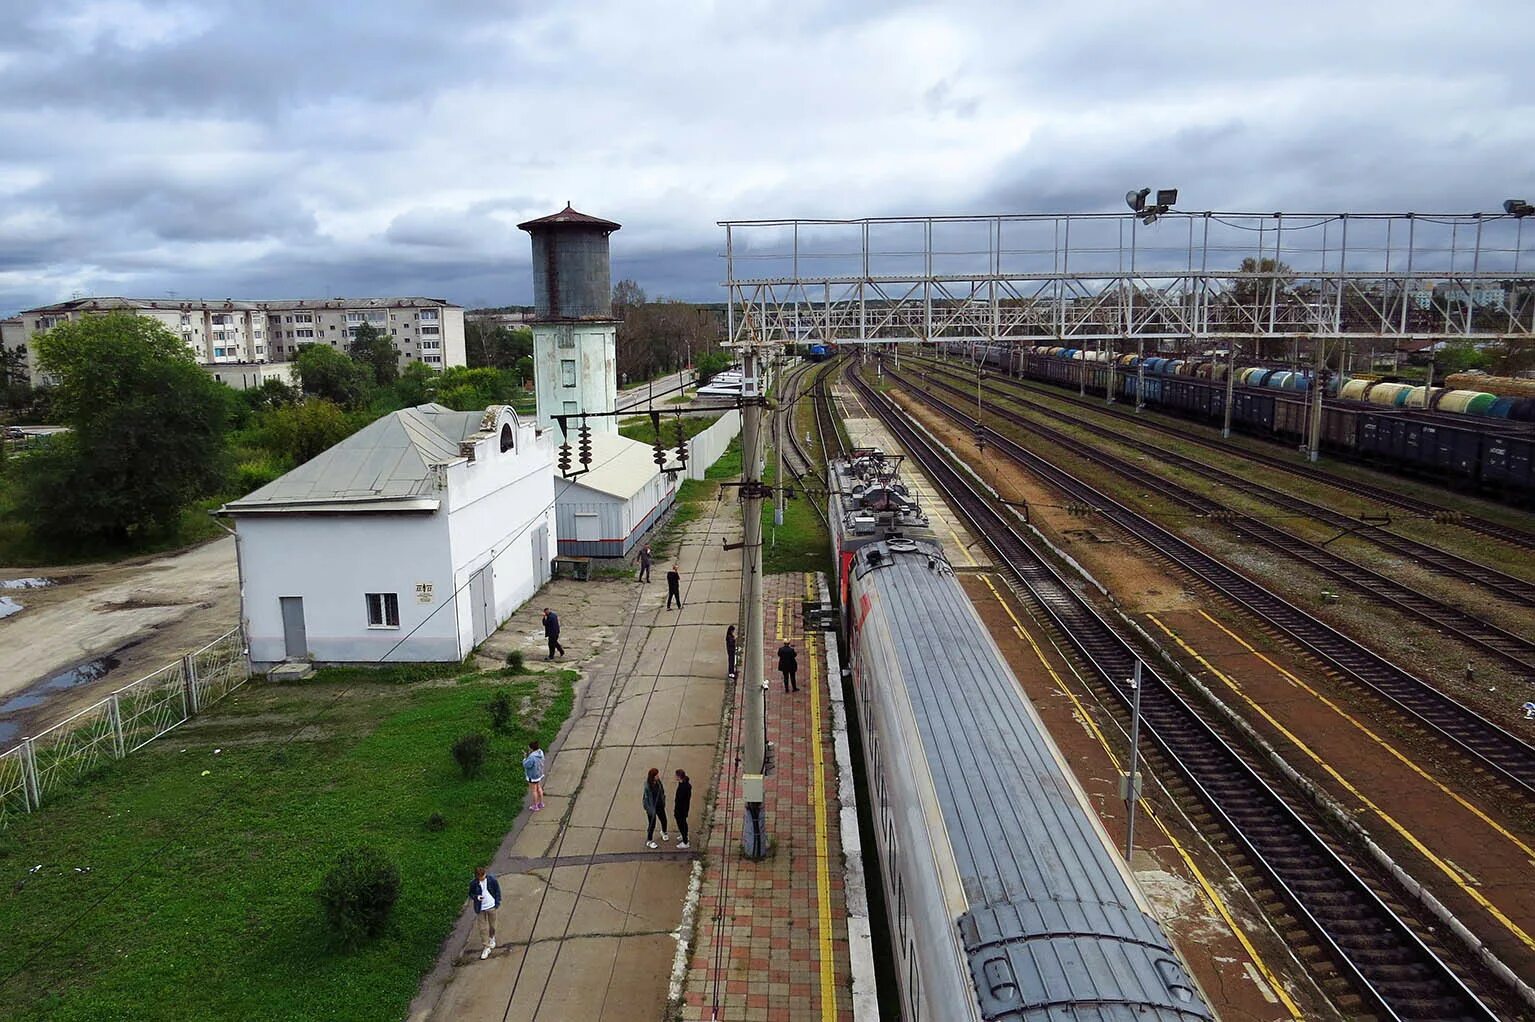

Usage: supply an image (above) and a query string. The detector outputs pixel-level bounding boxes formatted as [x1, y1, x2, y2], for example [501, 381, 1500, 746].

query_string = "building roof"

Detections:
[558, 431, 663, 501]
[517, 204, 622, 233]
[220, 403, 495, 515]
[15, 296, 460, 316]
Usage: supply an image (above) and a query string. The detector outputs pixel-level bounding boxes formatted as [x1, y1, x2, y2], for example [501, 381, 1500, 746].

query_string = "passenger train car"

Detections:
[830, 448, 1212, 1021]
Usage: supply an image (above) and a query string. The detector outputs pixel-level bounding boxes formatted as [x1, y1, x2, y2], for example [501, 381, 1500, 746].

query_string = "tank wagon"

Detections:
[939, 344, 1534, 499]
[829, 447, 1212, 1022]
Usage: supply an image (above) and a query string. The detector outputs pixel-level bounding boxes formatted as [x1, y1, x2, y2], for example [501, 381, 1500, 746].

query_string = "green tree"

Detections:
[387, 362, 440, 408]
[464, 320, 533, 370]
[348, 322, 400, 386]
[257, 398, 357, 465]
[295, 343, 372, 408]
[432, 366, 520, 411]
[16, 313, 229, 543]
[243, 376, 301, 415]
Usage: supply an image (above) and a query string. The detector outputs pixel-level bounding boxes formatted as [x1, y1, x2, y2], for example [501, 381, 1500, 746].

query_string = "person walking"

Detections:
[665, 565, 683, 610]
[725, 624, 738, 679]
[541, 608, 565, 660]
[468, 865, 501, 960]
[643, 767, 669, 848]
[638, 544, 653, 583]
[523, 740, 546, 812]
[674, 769, 693, 850]
[778, 641, 799, 692]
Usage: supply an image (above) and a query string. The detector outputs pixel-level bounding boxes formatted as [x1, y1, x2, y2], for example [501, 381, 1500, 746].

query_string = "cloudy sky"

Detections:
[1, 0, 1530, 314]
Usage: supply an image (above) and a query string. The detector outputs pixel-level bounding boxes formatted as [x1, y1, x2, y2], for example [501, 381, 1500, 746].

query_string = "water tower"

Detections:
[518, 204, 622, 437]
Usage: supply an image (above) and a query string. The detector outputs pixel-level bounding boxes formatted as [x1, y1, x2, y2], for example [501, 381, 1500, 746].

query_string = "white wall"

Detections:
[686, 411, 742, 480]
[240, 512, 460, 664]
[532, 321, 618, 438]
[443, 410, 558, 654]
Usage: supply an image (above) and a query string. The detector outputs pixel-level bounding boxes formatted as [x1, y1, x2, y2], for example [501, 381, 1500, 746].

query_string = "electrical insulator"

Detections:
[578, 419, 593, 467]
[558, 442, 572, 475]
[673, 416, 687, 467]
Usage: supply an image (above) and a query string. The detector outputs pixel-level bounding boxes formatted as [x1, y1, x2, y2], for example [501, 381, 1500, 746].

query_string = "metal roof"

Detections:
[220, 403, 487, 514]
[854, 539, 1211, 1020]
[16, 296, 460, 315]
[517, 204, 622, 233]
[558, 431, 663, 500]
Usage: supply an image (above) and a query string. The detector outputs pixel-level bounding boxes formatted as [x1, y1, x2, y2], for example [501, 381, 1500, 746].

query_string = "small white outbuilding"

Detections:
[222, 403, 556, 665]
[554, 431, 677, 558]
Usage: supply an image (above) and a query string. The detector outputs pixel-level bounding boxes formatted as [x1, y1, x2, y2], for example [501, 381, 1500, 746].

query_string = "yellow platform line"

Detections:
[1195, 609, 1535, 864]
[1150, 613, 1535, 955]
[977, 575, 1303, 1019]
[801, 576, 838, 1021]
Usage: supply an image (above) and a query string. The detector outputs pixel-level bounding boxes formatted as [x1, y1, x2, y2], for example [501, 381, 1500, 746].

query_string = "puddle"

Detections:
[0, 578, 53, 590]
[0, 656, 122, 747]
[0, 597, 21, 620]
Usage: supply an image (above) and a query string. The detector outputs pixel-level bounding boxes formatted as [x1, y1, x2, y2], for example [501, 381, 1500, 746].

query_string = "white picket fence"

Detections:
[0, 628, 248, 829]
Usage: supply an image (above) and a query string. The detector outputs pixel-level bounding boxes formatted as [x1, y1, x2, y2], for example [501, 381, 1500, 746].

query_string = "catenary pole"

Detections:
[740, 345, 769, 857]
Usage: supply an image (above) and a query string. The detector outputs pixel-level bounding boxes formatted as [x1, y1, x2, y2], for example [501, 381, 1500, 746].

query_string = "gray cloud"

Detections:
[2, 0, 1532, 317]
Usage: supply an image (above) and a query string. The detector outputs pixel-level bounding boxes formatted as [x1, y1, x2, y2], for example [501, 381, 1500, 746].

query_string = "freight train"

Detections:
[943, 345, 1535, 500]
[829, 447, 1212, 1022]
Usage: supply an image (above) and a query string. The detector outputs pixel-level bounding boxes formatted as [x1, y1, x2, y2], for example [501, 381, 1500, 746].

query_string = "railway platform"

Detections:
[678, 570, 867, 1021]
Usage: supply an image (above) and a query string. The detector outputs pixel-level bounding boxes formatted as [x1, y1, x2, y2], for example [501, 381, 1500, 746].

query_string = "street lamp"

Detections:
[1126, 187, 1178, 225]
[1125, 187, 1179, 409]
[1503, 198, 1534, 218]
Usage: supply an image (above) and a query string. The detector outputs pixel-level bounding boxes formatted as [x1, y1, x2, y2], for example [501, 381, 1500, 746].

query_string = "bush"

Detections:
[504, 650, 525, 674]
[317, 846, 401, 949]
[424, 811, 447, 832]
[487, 690, 514, 733]
[451, 733, 488, 778]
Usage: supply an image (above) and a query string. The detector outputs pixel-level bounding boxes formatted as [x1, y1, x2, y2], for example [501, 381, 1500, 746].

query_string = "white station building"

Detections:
[221, 403, 556, 665]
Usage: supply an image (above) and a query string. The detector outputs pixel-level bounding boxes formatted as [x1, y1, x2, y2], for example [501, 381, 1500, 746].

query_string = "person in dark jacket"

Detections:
[638, 544, 653, 583]
[673, 769, 693, 849]
[541, 607, 565, 660]
[643, 767, 669, 848]
[778, 642, 799, 692]
[725, 625, 737, 679]
[665, 566, 682, 609]
[468, 866, 502, 960]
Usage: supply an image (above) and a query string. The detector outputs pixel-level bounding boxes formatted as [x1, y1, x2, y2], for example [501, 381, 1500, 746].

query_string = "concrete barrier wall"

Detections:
[686, 410, 741, 480]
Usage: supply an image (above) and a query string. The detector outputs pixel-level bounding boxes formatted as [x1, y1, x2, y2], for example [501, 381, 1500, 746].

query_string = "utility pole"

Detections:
[1136, 338, 1146, 411]
[1306, 337, 1326, 462]
[1222, 343, 1237, 439]
[773, 351, 784, 527]
[1121, 660, 1144, 859]
[739, 345, 769, 858]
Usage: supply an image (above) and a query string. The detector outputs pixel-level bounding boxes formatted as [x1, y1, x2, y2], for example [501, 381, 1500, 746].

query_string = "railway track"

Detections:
[910, 354, 1535, 610]
[896, 363, 1535, 670]
[877, 364, 1535, 801]
[927, 349, 1535, 553]
[846, 366, 1503, 1022]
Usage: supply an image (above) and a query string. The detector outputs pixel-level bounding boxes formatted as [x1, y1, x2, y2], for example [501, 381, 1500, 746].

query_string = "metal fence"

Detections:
[0, 628, 247, 829]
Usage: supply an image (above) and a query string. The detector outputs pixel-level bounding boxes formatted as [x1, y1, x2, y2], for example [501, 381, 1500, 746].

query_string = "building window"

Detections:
[421, 339, 440, 350]
[294, 313, 313, 323]
[557, 330, 575, 348]
[255, 346, 264, 355]
[420, 309, 439, 321]
[365, 592, 400, 628]
[213, 347, 226, 357]
[562, 400, 577, 414]
[500, 423, 515, 452]
[346, 312, 365, 323]
[561, 360, 576, 388]
[420, 325, 439, 335]
[424, 354, 442, 364]
[296, 329, 314, 338]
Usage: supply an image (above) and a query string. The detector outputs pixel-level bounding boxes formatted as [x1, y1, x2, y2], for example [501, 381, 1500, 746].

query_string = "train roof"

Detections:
[850, 539, 1210, 1019]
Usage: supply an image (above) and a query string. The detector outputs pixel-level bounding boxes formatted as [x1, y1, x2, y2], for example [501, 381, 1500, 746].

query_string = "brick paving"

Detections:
[681, 572, 854, 1022]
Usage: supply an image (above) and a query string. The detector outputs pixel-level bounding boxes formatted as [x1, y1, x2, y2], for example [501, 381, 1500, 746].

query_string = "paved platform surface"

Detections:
[410, 496, 740, 1022]
[680, 572, 855, 1022]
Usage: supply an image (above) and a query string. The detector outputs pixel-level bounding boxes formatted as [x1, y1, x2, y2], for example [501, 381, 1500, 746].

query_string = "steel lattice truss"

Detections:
[720, 212, 1535, 348]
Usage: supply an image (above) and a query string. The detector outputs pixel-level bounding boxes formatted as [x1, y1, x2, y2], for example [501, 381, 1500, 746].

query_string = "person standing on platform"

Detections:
[638, 544, 653, 583]
[468, 866, 501, 960]
[674, 769, 693, 849]
[541, 608, 565, 660]
[725, 625, 738, 679]
[778, 641, 799, 692]
[643, 768, 669, 848]
[523, 740, 546, 812]
[666, 565, 683, 610]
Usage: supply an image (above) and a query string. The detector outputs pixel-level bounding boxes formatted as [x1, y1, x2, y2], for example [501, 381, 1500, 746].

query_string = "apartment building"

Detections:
[1, 295, 466, 387]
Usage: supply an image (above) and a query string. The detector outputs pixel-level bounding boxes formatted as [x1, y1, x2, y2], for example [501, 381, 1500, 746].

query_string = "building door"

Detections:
[468, 566, 494, 647]
[279, 597, 307, 659]
[532, 524, 550, 586]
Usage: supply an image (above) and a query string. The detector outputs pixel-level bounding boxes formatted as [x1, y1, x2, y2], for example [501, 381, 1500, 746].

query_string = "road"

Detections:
[616, 369, 694, 411]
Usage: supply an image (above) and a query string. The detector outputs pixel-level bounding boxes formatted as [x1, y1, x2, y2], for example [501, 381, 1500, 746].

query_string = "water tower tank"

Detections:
[517, 204, 623, 321]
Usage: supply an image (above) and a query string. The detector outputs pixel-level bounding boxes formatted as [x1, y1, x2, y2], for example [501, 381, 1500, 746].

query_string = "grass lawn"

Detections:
[617, 412, 720, 444]
[0, 663, 574, 1021]
[761, 443, 830, 575]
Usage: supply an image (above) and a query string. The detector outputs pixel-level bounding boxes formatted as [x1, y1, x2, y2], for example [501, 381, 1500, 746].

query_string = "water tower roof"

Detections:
[517, 204, 621, 233]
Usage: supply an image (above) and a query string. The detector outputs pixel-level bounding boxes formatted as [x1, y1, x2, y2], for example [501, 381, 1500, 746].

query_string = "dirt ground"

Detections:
[0, 537, 238, 740]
